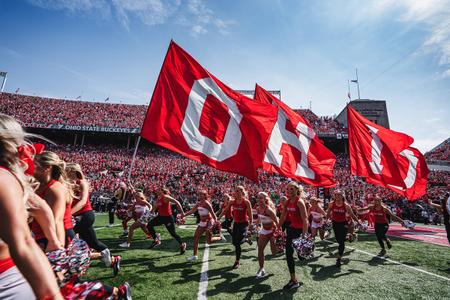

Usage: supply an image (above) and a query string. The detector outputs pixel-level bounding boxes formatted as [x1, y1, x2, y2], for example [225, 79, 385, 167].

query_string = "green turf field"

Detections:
[87, 214, 450, 300]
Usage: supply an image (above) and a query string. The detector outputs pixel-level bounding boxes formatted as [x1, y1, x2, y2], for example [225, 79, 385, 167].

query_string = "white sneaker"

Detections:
[107, 224, 113, 228]
[119, 242, 130, 248]
[186, 255, 198, 261]
[256, 268, 266, 278]
[101, 248, 112, 267]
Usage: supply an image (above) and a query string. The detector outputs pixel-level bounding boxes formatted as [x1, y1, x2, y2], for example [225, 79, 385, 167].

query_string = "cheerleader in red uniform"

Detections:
[279, 182, 308, 290]
[358, 196, 405, 256]
[218, 193, 233, 236]
[67, 163, 121, 276]
[146, 187, 186, 254]
[0, 114, 62, 299]
[218, 186, 253, 269]
[185, 190, 222, 261]
[119, 191, 153, 248]
[255, 192, 279, 278]
[326, 190, 360, 267]
[33, 151, 74, 248]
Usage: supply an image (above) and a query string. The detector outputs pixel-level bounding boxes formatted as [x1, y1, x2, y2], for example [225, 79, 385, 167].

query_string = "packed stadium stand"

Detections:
[426, 138, 450, 163]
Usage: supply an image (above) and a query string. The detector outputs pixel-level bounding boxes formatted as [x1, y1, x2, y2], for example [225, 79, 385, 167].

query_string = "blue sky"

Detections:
[0, 0, 449, 152]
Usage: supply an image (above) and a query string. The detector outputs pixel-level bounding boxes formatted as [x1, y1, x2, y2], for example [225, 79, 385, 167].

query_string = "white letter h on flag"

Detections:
[265, 110, 315, 179]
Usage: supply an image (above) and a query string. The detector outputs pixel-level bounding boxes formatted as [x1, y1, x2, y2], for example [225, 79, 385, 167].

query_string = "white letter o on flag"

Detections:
[181, 78, 243, 162]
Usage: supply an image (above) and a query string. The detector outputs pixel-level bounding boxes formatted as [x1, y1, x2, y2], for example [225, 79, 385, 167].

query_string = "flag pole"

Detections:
[127, 136, 141, 183]
[350, 175, 356, 205]
[347, 79, 351, 102]
[355, 68, 361, 99]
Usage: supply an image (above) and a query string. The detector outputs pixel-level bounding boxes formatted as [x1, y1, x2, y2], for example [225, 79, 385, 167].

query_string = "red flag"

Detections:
[348, 105, 428, 200]
[140, 41, 278, 181]
[254, 84, 336, 187]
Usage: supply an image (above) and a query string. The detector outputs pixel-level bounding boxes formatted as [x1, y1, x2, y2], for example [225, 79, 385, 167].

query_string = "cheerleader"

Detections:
[218, 186, 253, 269]
[146, 187, 187, 254]
[358, 196, 405, 256]
[218, 193, 233, 236]
[67, 163, 121, 276]
[0, 114, 62, 299]
[255, 192, 279, 278]
[33, 151, 74, 248]
[326, 190, 360, 267]
[309, 197, 326, 240]
[185, 190, 222, 261]
[279, 182, 308, 290]
[114, 182, 135, 238]
[119, 191, 153, 248]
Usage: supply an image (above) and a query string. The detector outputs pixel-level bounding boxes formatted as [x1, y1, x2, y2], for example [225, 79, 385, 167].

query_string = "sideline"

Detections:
[198, 243, 210, 300]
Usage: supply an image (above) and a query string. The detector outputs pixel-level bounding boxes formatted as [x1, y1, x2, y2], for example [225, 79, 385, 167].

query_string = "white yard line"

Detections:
[94, 224, 121, 231]
[198, 243, 210, 300]
[323, 239, 450, 282]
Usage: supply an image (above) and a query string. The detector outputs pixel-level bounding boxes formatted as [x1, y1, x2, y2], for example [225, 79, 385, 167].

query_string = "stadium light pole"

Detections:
[0, 72, 7, 92]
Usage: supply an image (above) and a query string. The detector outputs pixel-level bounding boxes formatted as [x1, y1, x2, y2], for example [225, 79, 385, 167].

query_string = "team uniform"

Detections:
[258, 208, 275, 238]
[72, 183, 110, 256]
[231, 200, 249, 264]
[330, 202, 348, 259]
[285, 198, 304, 275]
[371, 205, 390, 249]
[197, 202, 212, 228]
[310, 210, 324, 230]
[147, 196, 184, 250]
[221, 202, 233, 235]
[30, 179, 63, 249]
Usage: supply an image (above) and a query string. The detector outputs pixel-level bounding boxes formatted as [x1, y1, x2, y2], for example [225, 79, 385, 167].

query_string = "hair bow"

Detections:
[17, 143, 45, 176]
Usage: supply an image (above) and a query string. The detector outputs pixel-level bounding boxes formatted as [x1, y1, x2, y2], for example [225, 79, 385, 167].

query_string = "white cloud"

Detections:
[362, 0, 450, 77]
[185, 0, 236, 37]
[112, 0, 180, 30]
[27, 0, 111, 17]
[26, 0, 235, 35]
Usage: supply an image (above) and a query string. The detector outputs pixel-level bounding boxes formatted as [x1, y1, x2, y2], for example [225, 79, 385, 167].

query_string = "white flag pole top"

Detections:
[0, 72, 7, 92]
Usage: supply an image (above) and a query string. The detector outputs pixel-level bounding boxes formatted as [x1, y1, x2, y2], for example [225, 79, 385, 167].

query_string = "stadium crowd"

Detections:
[425, 138, 450, 162]
[1, 93, 346, 134]
[49, 143, 449, 224]
[0, 93, 146, 129]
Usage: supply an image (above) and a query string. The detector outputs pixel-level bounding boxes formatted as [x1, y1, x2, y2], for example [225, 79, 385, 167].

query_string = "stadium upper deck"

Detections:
[0, 92, 346, 136]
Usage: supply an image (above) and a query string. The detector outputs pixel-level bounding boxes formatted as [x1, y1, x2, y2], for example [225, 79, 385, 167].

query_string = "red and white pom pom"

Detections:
[273, 229, 286, 252]
[402, 220, 416, 229]
[356, 221, 369, 232]
[322, 220, 332, 234]
[138, 210, 155, 225]
[292, 233, 315, 259]
[176, 214, 186, 225]
[208, 220, 222, 235]
[46, 237, 91, 286]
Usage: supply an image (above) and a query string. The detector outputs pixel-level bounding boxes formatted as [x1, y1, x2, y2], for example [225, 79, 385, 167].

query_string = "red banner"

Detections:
[140, 41, 278, 181]
[254, 84, 336, 187]
[348, 105, 428, 200]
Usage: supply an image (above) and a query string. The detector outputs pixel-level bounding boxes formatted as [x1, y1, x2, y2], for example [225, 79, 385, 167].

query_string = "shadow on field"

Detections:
[308, 262, 364, 281]
[258, 286, 301, 300]
[206, 268, 275, 300]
